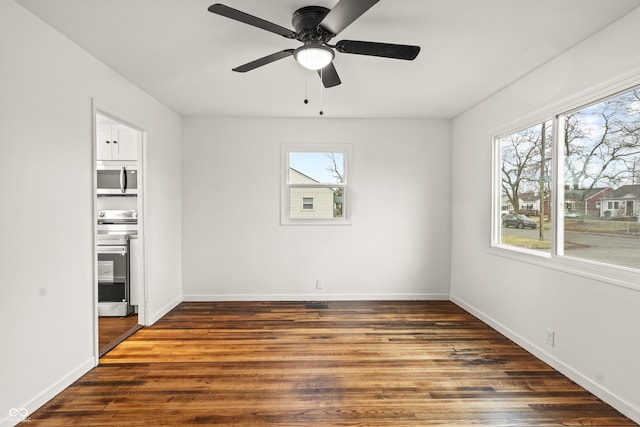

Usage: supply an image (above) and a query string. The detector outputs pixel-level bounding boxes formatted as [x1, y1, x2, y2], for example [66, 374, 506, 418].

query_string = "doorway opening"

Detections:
[94, 110, 146, 358]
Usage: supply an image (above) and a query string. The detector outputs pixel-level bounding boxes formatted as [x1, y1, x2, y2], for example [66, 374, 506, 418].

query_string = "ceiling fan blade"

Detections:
[208, 4, 296, 39]
[232, 49, 294, 73]
[318, 62, 342, 88]
[319, 0, 380, 36]
[336, 40, 420, 60]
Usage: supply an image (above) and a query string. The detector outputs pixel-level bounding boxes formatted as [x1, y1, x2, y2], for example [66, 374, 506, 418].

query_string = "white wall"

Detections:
[450, 6, 640, 423]
[0, 1, 182, 425]
[7, 0, 638, 422]
[181, 117, 451, 301]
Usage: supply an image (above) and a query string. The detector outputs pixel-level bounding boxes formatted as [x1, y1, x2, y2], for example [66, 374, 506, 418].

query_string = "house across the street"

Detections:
[600, 184, 640, 218]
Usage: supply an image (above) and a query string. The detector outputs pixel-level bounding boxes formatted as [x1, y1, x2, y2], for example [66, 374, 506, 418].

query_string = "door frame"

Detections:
[91, 100, 148, 364]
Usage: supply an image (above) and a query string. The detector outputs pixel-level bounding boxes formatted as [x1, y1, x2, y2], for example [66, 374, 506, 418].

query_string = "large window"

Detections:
[494, 84, 640, 274]
[281, 145, 351, 225]
[558, 87, 640, 269]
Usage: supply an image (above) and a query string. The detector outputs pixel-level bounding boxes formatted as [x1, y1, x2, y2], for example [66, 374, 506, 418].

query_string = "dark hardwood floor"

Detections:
[25, 301, 635, 426]
[98, 314, 141, 357]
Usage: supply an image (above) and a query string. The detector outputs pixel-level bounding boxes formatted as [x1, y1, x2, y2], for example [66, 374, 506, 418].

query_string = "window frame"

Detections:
[281, 144, 352, 226]
[489, 73, 640, 292]
[491, 114, 556, 258]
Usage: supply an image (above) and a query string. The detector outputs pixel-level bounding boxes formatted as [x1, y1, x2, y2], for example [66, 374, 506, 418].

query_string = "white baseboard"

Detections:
[182, 293, 450, 302]
[147, 295, 183, 325]
[1, 357, 95, 427]
[450, 295, 640, 424]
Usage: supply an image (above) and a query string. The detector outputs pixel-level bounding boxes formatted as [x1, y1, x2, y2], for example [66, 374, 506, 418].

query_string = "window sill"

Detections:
[488, 245, 640, 293]
[281, 218, 351, 226]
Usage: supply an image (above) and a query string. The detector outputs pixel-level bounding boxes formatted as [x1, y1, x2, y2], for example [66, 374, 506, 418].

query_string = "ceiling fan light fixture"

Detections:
[294, 44, 334, 70]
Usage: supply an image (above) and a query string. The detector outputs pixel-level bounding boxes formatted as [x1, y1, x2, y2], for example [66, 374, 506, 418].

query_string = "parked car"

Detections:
[503, 214, 537, 229]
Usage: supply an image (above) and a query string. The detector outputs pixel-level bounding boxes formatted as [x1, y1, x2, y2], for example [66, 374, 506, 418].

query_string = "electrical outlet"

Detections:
[546, 328, 555, 347]
[316, 279, 324, 290]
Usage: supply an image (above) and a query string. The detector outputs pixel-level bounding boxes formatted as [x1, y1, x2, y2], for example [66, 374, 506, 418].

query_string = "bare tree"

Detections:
[501, 123, 550, 215]
[563, 112, 589, 190]
[325, 153, 344, 217]
[539, 121, 548, 240]
[564, 89, 640, 191]
[325, 153, 343, 183]
[631, 157, 640, 184]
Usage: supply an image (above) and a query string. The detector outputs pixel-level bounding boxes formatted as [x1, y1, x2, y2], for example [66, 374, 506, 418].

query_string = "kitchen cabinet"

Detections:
[97, 124, 138, 161]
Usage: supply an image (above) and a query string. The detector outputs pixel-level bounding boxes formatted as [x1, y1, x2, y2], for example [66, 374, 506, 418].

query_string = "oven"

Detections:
[97, 235, 132, 316]
[97, 210, 137, 317]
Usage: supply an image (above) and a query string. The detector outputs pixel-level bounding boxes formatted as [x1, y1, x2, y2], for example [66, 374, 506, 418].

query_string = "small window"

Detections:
[282, 145, 351, 225]
[302, 197, 314, 211]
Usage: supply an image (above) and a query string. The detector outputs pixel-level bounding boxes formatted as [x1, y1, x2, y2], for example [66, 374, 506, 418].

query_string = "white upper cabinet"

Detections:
[96, 124, 138, 161]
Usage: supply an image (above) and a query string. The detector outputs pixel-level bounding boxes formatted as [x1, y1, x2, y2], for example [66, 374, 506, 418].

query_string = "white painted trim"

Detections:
[148, 296, 183, 325]
[450, 296, 640, 424]
[182, 293, 450, 302]
[90, 101, 100, 364]
[488, 68, 640, 140]
[138, 129, 149, 326]
[487, 246, 640, 293]
[0, 357, 95, 427]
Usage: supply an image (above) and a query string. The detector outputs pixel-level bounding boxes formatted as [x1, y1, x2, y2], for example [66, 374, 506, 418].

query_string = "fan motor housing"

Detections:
[292, 6, 331, 42]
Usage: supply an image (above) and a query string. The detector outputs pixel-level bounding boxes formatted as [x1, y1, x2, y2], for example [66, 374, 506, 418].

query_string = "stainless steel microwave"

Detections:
[97, 163, 138, 195]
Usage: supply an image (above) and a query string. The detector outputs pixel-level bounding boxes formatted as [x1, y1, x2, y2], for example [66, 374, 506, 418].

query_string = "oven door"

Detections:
[97, 243, 132, 316]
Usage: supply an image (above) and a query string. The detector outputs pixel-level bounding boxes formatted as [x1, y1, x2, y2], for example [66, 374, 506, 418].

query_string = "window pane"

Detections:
[560, 87, 640, 269]
[289, 187, 342, 218]
[302, 197, 314, 210]
[498, 120, 552, 253]
[289, 152, 344, 184]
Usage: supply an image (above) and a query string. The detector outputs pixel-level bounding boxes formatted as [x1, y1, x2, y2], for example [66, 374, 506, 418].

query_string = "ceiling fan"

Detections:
[208, 0, 420, 88]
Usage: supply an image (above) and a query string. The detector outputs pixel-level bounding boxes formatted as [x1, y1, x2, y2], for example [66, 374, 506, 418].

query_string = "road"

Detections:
[502, 226, 640, 269]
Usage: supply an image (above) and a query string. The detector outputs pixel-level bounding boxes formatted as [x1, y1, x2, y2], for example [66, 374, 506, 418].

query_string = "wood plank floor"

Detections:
[98, 315, 141, 356]
[25, 301, 635, 426]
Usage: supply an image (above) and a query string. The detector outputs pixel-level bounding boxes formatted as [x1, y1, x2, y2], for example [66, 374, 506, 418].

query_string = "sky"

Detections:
[289, 152, 344, 183]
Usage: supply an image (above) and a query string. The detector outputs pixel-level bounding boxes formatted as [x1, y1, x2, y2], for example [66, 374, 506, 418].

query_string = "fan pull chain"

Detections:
[319, 68, 324, 116]
[303, 71, 309, 104]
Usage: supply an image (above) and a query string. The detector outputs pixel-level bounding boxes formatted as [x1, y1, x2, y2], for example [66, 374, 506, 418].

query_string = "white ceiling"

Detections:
[15, 0, 640, 119]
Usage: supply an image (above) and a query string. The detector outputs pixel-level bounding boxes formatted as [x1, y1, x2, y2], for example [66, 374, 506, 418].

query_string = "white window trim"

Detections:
[489, 69, 640, 292]
[281, 143, 352, 226]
